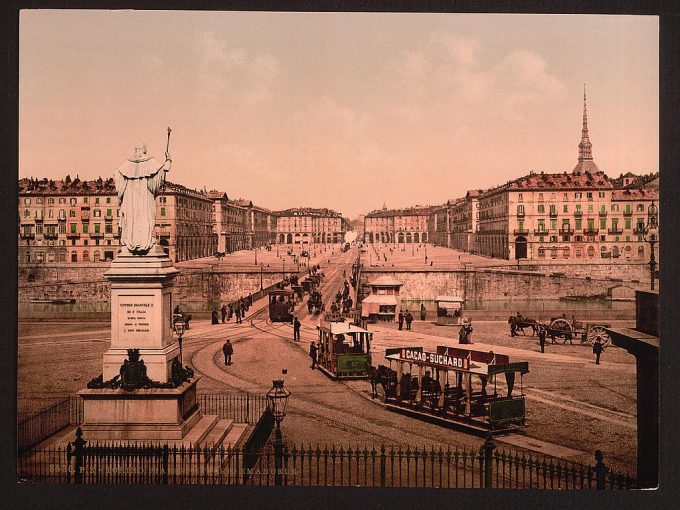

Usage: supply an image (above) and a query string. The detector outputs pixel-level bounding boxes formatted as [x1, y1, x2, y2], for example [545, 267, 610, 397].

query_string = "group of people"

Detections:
[398, 310, 414, 330]
[212, 295, 253, 326]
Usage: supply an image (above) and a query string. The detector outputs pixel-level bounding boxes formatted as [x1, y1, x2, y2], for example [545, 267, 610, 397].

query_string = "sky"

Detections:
[19, 11, 658, 219]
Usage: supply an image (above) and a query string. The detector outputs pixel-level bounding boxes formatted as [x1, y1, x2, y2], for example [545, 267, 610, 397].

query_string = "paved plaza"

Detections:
[18, 245, 639, 476]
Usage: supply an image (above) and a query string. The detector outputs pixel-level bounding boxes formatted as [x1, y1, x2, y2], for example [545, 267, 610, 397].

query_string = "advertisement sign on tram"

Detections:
[399, 348, 469, 370]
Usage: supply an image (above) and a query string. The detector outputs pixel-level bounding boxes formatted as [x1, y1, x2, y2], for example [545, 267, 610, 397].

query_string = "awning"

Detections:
[362, 295, 398, 305]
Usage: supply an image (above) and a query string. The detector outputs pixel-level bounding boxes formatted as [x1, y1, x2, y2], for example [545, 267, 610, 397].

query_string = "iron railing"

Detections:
[18, 431, 635, 489]
[18, 397, 83, 452]
[18, 393, 265, 451]
[197, 393, 268, 424]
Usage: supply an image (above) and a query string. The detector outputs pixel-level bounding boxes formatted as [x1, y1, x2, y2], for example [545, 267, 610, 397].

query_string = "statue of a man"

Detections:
[114, 144, 171, 254]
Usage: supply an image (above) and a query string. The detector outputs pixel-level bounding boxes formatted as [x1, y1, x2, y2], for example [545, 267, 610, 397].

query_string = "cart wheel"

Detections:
[587, 326, 611, 347]
[550, 319, 573, 343]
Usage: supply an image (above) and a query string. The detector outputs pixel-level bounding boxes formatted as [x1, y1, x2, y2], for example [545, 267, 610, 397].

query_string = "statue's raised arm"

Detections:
[115, 143, 170, 255]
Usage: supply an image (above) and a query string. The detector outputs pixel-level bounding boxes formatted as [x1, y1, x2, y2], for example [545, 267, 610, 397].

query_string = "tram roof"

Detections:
[317, 321, 371, 335]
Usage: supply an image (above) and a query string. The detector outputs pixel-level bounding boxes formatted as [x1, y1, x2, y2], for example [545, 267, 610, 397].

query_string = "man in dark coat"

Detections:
[309, 341, 318, 369]
[235, 306, 242, 324]
[398, 310, 404, 331]
[405, 311, 413, 330]
[223, 339, 233, 365]
[593, 340, 604, 365]
[538, 327, 546, 353]
[221, 304, 227, 324]
[211, 309, 219, 325]
[420, 303, 427, 321]
[293, 316, 301, 342]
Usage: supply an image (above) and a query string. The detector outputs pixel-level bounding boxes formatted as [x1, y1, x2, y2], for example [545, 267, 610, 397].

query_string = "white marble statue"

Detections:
[114, 143, 172, 254]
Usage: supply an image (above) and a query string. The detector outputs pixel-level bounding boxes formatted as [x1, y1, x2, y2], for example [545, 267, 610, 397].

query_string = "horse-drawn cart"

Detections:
[545, 317, 611, 346]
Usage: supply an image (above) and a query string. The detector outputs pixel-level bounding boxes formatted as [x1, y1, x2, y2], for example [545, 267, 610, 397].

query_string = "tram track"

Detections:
[186, 248, 635, 468]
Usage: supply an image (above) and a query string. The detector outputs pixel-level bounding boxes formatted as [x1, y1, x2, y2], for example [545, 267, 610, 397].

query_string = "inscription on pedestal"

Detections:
[120, 296, 154, 340]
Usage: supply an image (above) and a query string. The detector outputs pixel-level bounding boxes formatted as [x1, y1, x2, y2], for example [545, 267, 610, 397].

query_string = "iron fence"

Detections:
[18, 392, 264, 451]
[18, 430, 635, 489]
[197, 393, 268, 424]
[18, 397, 83, 452]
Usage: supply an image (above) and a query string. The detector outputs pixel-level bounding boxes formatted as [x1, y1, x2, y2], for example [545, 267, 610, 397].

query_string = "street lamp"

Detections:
[266, 379, 291, 486]
[254, 246, 258, 265]
[172, 316, 185, 365]
[260, 262, 264, 291]
[644, 200, 659, 291]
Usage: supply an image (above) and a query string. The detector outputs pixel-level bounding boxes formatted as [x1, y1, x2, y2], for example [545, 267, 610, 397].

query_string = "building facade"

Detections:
[18, 176, 217, 264]
[364, 205, 432, 244]
[275, 208, 350, 244]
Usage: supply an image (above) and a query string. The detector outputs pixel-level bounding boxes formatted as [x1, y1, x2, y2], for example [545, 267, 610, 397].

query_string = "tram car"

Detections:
[268, 290, 296, 322]
[316, 319, 372, 380]
[381, 346, 528, 434]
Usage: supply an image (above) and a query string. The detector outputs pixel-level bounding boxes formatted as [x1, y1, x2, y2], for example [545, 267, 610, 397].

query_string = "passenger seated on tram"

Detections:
[334, 334, 346, 354]
[409, 377, 419, 400]
[421, 371, 433, 394]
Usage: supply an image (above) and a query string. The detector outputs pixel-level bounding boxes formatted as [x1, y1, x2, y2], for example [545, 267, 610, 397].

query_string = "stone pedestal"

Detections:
[103, 246, 179, 382]
[78, 378, 201, 440]
[79, 245, 205, 442]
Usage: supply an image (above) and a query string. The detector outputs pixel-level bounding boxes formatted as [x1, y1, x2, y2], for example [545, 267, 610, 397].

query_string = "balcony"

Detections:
[20, 232, 35, 240]
[66, 231, 81, 239]
[633, 227, 646, 235]
[534, 229, 549, 235]
[608, 228, 623, 235]
[599, 210, 607, 217]
[81, 212, 90, 221]
[89, 231, 104, 238]
[34, 215, 44, 222]
[559, 227, 574, 235]
[44, 231, 59, 239]
[513, 229, 529, 235]
[516, 210, 525, 218]
[583, 228, 599, 235]
[549, 211, 558, 218]
[574, 210, 583, 217]
[623, 210, 633, 217]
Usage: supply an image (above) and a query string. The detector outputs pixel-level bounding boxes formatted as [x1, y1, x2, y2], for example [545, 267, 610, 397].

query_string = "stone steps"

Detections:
[177, 415, 219, 448]
[198, 418, 234, 448]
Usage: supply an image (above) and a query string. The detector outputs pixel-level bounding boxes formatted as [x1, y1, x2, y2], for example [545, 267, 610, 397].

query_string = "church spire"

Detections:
[572, 84, 599, 174]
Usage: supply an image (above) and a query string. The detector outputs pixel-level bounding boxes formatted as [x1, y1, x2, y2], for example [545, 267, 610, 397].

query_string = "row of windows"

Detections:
[22, 196, 114, 205]
[518, 203, 646, 215]
[516, 191, 607, 202]
[519, 218, 645, 230]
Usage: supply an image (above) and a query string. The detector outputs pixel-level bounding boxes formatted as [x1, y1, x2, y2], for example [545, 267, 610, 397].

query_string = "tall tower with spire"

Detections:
[572, 84, 600, 175]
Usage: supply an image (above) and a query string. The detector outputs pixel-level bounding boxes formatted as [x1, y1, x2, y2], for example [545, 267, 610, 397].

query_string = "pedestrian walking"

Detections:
[593, 339, 604, 365]
[405, 311, 413, 330]
[398, 310, 404, 331]
[538, 327, 546, 353]
[240, 302, 246, 319]
[293, 316, 301, 342]
[227, 303, 233, 321]
[221, 304, 227, 324]
[211, 309, 219, 325]
[420, 303, 427, 321]
[309, 341, 318, 369]
[235, 306, 242, 324]
[222, 339, 233, 366]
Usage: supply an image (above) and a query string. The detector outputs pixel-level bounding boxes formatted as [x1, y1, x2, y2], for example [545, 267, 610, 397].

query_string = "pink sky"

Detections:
[19, 11, 658, 219]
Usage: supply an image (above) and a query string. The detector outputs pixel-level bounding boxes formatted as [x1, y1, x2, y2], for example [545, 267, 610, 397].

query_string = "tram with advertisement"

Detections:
[316, 318, 372, 380]
[380, 345, 528, 434]
[268, 290, 296, 322]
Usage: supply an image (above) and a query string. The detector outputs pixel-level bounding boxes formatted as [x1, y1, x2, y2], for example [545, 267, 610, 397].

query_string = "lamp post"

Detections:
[644, 201, 659, 291]
[172, 316, 186, 365]
[266, 379, 291, 486]
[254, 246, 258, 265]
[260, 263, 264, 291]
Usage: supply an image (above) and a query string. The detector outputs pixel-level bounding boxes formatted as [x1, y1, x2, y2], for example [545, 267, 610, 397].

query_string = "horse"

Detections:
[508, 315, 538, 336]
[367, 365, 395, 399]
